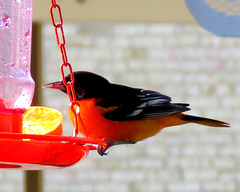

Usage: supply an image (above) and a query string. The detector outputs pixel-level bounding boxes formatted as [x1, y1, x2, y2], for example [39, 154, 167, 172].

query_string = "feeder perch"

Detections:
[0, 0, 106, 170]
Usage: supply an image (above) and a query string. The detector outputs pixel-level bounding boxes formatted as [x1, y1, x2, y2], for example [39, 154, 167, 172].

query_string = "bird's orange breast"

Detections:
[69, 98, 186, 143]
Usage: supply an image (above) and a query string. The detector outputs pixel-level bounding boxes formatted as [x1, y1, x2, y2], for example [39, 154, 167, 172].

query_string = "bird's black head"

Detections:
[43, 71, 110, 100]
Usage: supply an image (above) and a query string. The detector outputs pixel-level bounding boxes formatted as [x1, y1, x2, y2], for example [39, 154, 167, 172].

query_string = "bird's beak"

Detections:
[42, 81, 67, 92]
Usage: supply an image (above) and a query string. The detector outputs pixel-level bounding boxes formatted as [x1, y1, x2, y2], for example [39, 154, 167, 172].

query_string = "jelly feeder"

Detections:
[0, 0, 107, 170]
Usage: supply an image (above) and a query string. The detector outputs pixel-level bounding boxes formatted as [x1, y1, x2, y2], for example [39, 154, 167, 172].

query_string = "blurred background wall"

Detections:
[0, 17, 239, 192]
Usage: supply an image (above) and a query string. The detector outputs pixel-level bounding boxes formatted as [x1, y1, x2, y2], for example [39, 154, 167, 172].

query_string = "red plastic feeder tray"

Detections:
[0, 133, 107, 170]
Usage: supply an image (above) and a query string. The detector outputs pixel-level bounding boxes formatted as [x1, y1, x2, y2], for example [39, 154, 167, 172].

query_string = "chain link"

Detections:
[49, 0, 87, 137]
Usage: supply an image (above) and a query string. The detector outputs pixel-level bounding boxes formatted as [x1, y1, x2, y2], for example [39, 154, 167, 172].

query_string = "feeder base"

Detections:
[0, 133, 107, 170]
[0, 139, 89, 170]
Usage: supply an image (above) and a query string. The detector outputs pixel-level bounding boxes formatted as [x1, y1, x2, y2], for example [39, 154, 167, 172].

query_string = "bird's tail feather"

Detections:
[181, 114, 230, 127]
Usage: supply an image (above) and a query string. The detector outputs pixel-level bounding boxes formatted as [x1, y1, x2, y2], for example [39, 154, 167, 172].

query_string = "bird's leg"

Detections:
[97, 139, 135, 156]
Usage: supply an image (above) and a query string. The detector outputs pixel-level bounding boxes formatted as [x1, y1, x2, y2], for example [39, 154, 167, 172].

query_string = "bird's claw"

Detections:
[97, 139, 135, 156]
[97, 139, 113, 156]
[97, 145, 109, 156]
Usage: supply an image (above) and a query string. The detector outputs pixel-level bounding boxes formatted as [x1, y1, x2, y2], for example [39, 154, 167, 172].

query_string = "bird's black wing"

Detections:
[96, 84, 190, 121]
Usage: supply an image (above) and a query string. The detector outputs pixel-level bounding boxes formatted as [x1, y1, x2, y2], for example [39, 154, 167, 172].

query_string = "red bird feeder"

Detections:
[0, 0, 106, 169]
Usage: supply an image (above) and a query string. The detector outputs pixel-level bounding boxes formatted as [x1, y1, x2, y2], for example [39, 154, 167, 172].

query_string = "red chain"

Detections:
[49, 1, 88, 138]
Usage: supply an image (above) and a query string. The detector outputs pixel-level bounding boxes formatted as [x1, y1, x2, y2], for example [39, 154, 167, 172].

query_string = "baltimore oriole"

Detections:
[43, 71, 230, 155]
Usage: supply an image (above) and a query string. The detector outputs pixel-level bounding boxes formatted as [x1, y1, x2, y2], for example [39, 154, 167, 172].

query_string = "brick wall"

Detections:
[0, 23, 239, 192]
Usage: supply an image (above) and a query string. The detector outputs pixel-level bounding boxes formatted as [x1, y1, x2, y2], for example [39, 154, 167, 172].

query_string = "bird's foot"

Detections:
[97, 139, 135, 156]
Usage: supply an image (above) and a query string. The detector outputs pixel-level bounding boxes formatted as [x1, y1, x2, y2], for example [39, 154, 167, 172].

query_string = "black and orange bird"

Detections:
[43, 71, 230, 155]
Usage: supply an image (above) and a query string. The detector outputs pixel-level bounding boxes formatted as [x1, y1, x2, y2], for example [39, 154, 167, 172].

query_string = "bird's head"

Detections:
[43, 71, 110, 100]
